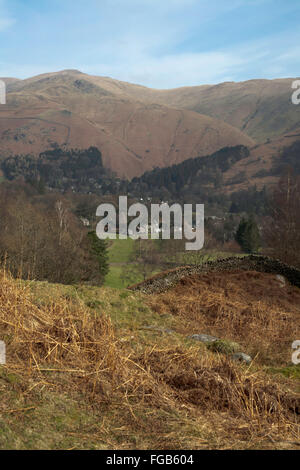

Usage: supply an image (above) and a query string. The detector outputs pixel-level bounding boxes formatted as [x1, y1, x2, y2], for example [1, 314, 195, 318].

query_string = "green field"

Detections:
[106, 236, 135, 263]
[105, 264, 145, 289]
[104, 235, 247, 289]
[105, 237, 163, 288]
[104, 236, 137, 288]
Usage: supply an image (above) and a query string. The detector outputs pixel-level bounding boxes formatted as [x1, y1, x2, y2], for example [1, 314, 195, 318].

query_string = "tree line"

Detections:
[0, 180, 109, 284]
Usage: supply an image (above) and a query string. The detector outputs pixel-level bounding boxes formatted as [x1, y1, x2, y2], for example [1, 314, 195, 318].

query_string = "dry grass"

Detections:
[148, 271, 300, 366]
[0, 270, 125, 402]
[0, 268, 299, 449]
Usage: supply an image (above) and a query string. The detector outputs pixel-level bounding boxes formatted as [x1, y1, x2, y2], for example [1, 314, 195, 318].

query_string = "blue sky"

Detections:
[0, 0, 299, 88]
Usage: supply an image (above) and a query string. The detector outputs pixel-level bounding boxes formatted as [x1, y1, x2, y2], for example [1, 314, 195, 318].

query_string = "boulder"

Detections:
[276, 274, 286, 288]
[231, 352, 252, 364]
[188, 334, 219, 343]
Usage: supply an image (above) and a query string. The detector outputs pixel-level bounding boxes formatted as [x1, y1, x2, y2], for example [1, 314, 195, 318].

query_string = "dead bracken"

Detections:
[0, 268, 299, 449]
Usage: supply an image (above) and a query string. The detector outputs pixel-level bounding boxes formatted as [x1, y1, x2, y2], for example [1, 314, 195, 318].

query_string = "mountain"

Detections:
[221, 128, 300, 193]
[126, 130, 300, 215]
[121, 78, 300, 142]
[0, 78, 21, 86]
[0, 70, 254, 178]
[1, 70, 299, 179]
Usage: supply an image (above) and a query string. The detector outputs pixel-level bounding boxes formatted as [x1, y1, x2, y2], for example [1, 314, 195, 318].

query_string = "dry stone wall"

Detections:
[129, 255, 300, 294]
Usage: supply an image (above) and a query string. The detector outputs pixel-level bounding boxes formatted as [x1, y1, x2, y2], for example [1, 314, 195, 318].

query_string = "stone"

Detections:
[276, 274, 286, 287]
[231, 352, 252, 365]
[0, 341, 6, 365]
[188, 334, 218, 343]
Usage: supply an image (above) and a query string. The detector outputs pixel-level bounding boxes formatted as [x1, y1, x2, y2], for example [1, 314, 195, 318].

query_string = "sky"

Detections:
[0, 0, 299, 89]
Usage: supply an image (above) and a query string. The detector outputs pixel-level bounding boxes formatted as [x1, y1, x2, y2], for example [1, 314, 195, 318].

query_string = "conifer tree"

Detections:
[87, 231, 109, 282]
[235, 215, 260, 253]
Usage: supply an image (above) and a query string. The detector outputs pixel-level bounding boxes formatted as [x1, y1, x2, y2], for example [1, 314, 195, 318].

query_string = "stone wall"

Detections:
[128, 255, 300, 294]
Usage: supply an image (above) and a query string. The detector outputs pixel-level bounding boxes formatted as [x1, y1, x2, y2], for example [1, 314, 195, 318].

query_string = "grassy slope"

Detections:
[107, 237, 135, 264]
[105, 237, 163, 289]
[0, 280, 169, 450]
[0, 278, 206, 450]
[105, 237, 137, 289]
[0, 273, 299, 450]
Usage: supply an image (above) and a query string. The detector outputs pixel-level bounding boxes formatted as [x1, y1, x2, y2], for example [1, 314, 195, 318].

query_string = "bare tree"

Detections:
[263, 168, 300, 267]
[0, 182, 108, 284]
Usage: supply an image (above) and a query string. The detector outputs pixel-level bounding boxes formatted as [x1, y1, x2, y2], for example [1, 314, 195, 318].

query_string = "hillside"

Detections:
[0, 265, 299, 450]
[127, 133, 300, 212]
[1, 70, 299, 187]
[0, 70, 254, 178]
[122, 78, 300, 143]
[222, 129, 300, 193]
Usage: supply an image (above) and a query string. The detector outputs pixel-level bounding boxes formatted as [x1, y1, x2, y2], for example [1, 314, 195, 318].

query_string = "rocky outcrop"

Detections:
[128, 255, 300, 294]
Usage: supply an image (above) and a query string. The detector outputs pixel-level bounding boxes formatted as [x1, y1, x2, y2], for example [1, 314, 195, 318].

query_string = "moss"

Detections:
[268, 364, 300, 381]
[0, 369, 22, 385]
[85, 299, 102, 309]
[207, 339, 241, 355]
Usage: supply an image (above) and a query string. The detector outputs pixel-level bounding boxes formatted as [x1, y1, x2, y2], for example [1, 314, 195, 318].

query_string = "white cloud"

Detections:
[0, 0, 299, 86]
[86, 51, 245, 88]
[81, 29, 300, 88]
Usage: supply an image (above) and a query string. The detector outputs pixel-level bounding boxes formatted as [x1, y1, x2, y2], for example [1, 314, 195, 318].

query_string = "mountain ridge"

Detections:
[0, 70, 299, 178]
[0, 70, 255, 178]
